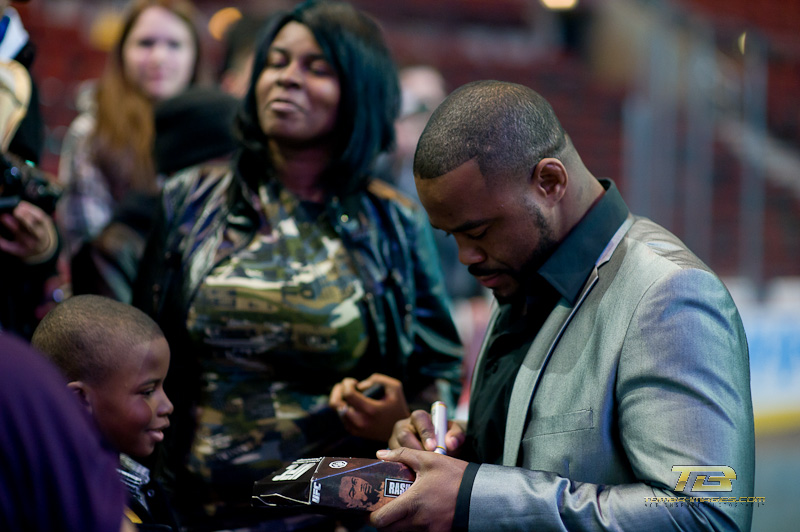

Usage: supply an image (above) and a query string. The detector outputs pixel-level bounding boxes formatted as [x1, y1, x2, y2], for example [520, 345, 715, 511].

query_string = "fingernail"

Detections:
[376, 449, 389, 459]
[426, 438, 437, 451]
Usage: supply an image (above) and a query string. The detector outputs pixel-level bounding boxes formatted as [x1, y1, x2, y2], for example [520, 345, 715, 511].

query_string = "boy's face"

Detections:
[85, 337, 173, 458]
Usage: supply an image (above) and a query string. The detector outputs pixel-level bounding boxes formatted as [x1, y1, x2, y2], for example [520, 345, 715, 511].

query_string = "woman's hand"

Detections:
[329, 373, 411, 443]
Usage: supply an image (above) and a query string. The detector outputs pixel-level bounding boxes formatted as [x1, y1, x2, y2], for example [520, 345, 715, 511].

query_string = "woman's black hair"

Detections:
[235, 0, 400, 195]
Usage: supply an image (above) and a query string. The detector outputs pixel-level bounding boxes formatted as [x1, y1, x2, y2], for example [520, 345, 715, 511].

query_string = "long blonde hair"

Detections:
[92, 0, 201, 198]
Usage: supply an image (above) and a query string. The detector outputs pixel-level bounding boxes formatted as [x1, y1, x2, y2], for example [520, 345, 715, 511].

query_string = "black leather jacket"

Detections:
[133, 162, 463, 463]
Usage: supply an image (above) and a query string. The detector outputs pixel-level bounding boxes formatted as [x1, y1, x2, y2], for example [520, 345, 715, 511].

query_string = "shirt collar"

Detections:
[538, 179, 629, 304]
[117, 453, 152, 512]
[117, 453, 151, 490]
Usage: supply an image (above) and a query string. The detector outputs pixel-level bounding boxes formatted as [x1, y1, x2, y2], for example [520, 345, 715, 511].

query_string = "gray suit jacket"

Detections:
[466, 215, 755, 531]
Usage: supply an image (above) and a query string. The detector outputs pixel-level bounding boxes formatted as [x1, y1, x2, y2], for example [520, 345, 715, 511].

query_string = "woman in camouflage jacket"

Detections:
[133, 2, 462, 530]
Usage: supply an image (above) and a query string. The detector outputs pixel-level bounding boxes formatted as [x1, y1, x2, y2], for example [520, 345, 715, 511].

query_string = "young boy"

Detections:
[31, 294, 178, 531]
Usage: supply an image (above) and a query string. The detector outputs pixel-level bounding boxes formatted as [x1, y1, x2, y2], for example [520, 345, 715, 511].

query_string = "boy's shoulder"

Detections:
[118, 454, 180, 531]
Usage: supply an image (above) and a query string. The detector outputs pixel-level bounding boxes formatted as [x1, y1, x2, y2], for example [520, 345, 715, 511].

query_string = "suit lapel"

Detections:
[501, 215, 634, 466]
[502, 270, 598, 466]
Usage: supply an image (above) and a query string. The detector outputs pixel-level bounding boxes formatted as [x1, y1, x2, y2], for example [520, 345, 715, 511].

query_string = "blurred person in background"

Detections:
[217, 13, 266, 98]
[56, 0, 201, 280]
[0, 45, 60, 338]
[70, 85, 239, 303]
[379, 64, 487, 416]
[133, 1, 462, 530]
[395, 65, 486, 297]
[0, 0, 43, 164]
[388, 65, 446, 201]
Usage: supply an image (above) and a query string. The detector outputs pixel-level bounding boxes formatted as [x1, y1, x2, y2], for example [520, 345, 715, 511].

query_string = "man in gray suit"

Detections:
[370, 80, 755, 531]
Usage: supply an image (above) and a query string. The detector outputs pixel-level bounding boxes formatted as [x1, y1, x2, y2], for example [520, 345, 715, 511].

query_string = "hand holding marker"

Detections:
[431, 401, 447, 455]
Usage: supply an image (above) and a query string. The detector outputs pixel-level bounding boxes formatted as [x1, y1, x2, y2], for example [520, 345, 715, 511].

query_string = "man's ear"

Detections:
[67, 381, 93, 414]
[531, 158, 568, 204]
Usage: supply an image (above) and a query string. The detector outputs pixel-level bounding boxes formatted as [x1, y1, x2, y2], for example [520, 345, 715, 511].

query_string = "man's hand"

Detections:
[329, 373, 410, 442]
[389, 409, 466, 456]
[0, 200, 57, 263]
[370, 447, 468, 532]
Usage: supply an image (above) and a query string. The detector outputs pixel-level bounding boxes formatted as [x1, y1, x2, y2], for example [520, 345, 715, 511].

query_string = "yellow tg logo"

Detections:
[671, 465, 737, 492]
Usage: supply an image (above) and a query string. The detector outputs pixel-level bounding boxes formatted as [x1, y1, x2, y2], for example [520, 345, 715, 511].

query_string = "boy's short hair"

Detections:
[31, 295, 165, 385]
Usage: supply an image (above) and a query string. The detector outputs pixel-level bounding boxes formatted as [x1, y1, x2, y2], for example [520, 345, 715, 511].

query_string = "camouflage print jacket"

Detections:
[133, 162, 463, 464]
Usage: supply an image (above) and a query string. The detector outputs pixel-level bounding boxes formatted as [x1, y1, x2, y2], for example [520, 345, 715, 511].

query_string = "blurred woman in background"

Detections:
[134, 1, 462, 529]
[56, 0, 200, 266]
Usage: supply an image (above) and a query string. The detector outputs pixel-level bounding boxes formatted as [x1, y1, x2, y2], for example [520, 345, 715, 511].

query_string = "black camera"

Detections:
[0, 153, 61, 215]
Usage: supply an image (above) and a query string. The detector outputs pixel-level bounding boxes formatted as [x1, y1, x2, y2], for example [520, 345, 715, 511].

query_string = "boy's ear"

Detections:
[67, 381, 93, 413]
